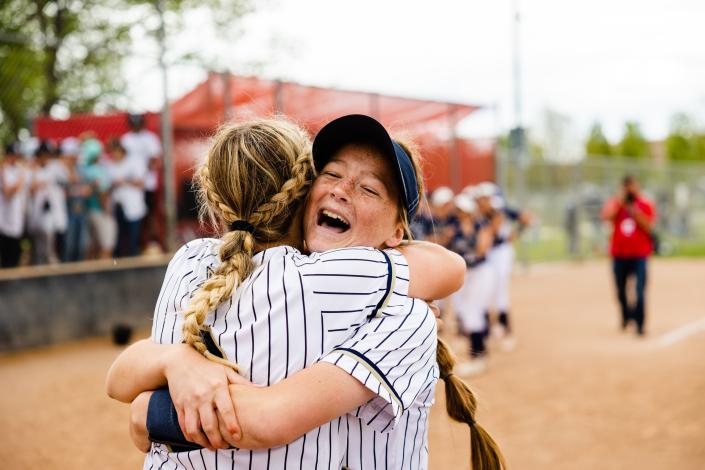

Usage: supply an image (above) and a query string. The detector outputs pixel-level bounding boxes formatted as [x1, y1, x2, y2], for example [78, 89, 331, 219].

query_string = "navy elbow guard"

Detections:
[147, 387, 202, 452]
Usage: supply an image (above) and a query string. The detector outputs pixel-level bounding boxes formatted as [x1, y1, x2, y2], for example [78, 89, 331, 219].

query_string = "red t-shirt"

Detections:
[602, 195, 656, 258]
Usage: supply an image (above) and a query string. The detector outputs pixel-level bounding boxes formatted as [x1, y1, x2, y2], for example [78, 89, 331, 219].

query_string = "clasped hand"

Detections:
[130, 344, 252, 452]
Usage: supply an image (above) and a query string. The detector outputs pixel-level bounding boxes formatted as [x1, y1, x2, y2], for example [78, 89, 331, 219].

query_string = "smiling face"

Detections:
[303, 143, 405, 253]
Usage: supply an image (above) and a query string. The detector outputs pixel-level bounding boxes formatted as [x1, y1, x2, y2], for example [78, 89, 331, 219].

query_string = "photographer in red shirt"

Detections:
[602, 175, 656, 336]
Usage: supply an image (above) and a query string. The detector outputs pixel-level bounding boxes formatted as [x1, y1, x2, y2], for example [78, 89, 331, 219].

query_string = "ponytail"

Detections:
[437, 338, 506, 470]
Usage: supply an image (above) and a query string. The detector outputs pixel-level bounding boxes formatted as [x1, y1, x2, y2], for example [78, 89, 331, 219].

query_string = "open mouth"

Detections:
[317, 209, 351, 233]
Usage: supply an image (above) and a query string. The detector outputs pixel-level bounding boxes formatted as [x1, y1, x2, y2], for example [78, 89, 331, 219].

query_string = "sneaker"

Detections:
[456, 359, 487, 376]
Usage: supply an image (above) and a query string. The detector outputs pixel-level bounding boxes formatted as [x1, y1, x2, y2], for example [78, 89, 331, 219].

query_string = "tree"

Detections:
[585, 122, 612, 157]
[617, 121, 649, 158]
[665, 113, 705, 161]
[0, 0, 250, 141]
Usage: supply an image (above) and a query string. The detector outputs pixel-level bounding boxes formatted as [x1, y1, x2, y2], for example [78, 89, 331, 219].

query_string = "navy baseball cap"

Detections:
[312, 114, 420, 219]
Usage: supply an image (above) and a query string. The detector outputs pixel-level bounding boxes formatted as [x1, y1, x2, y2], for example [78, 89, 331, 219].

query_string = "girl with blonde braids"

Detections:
[107, 115, 505, 469]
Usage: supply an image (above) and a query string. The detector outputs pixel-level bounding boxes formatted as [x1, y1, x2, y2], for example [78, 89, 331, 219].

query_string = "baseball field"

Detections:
[1, 258, 703, 469]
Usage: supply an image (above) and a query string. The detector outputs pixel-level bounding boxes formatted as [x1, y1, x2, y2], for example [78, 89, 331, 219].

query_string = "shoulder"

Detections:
[167, 238, 222, 275]
[290, 246, 392, 267]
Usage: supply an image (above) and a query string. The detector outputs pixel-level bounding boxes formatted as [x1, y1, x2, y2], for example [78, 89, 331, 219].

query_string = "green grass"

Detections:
[515, 230, 705, 262]
[662, 238, 705, 258]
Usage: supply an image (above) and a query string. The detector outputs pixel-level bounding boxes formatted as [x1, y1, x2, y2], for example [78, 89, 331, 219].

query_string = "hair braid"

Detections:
[250, 151, 313, 235]
[197, 163, 238, 229]
[437, 338, 507, 470]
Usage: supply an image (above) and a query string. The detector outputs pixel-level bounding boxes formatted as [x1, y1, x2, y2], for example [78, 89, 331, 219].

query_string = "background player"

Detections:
[473, 182, 531, 351]
[449, 191, 496, 375]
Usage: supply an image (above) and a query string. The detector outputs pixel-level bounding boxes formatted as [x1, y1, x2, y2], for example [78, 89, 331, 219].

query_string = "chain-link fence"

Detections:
[498, 152, 705, 262]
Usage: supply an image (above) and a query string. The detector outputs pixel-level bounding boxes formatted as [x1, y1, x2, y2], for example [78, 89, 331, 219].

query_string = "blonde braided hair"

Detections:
[181, 118, 314, 369]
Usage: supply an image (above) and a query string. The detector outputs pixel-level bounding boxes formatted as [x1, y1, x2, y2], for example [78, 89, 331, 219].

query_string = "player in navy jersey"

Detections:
[107, 116, 506, 470]
[448, 192, 496, 375]
[474, 182, 531, 351]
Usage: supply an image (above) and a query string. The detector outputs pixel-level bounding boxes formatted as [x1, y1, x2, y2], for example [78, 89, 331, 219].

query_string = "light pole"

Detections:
[511, 0, 528, 266]
[156, 0, 176, 252]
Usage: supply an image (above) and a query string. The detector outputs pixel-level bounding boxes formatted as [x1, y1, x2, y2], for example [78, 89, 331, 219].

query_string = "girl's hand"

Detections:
[163, 344, 250, 450]
[129, 391, 153, 453]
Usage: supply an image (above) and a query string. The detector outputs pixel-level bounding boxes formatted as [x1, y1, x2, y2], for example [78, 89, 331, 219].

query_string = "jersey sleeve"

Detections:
[150, 238, 221, 345]
[320, 298, 438, 433]
[292, 246, 409, 321]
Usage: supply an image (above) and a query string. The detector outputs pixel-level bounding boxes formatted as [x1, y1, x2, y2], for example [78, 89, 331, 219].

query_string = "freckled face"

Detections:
[303, 143, 404, 253]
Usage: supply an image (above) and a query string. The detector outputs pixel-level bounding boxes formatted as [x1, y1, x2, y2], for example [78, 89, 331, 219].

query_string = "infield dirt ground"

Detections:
[1, 259, 704, 469]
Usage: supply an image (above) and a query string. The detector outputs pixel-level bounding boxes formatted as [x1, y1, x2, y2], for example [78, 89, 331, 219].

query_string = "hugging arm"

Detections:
[398, 240, 465, 300]
[135, 362, 375, 450]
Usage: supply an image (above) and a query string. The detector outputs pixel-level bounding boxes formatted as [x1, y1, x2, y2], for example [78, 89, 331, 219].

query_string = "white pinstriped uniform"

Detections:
[145, 238, 437, 470]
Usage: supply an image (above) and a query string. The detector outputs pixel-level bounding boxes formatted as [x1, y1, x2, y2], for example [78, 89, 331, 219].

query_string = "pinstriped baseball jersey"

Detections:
[323, 299, 439, 470]
[145, 238, 426, 470]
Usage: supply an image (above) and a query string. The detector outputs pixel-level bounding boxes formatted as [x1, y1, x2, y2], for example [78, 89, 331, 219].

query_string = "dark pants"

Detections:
[114, 205, 143, 258]
[469, 332, 486, 358]
[612, 257, 648, 333]
[62, 210, 88, 262]
[0, 234, 22, 268]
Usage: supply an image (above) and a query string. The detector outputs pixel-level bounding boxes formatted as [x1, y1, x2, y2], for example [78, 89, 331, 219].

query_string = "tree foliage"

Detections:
[665, 113, 705, 161]
[0, 0, 250, 141]
[617, 121, 649, 158]
[585, 122, 612, 157]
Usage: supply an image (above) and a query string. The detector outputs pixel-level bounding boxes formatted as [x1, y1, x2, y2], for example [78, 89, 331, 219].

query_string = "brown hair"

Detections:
[182, 118, 314, 367]
[395, 137, 506, 470]
[393, 138, 424, 240]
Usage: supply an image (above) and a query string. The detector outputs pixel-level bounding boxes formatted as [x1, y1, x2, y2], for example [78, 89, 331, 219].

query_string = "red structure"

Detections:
[35, 73, 496, 217]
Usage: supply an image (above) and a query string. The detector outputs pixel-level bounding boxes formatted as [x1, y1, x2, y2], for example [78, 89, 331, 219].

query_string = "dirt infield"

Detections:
[1, 259, 704, 469]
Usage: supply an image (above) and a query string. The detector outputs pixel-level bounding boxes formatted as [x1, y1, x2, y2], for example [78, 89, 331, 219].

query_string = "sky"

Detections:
[125, 0, 705, 144]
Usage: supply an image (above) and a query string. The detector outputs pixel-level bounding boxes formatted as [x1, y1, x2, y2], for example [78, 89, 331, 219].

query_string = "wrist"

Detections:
[161, 343, 188, 380]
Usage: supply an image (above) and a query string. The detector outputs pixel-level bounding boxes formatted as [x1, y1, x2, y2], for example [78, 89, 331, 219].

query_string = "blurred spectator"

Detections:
[28, 141, 64, 264]
[602, 175, 657, 336]
[120, 113, 161, 249]
[80, 137, 115, 259]
[0, 142, 30, 268]
[47, 141, 69, 258]
[107, 139, 147, 257]
[60, 137, 90, 262]
[564, 200, 579, 256]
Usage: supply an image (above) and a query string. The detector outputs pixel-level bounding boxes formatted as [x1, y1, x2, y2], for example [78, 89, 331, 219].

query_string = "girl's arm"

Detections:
[129, 361, 378, 451]
[476, 226, 493, 258]
[398, 240, 465, 300]
[107, 339, 173, 402]
[106, 339, 244, 450]
[212, 363, 374, 449]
